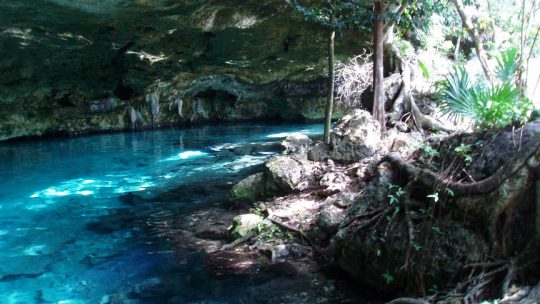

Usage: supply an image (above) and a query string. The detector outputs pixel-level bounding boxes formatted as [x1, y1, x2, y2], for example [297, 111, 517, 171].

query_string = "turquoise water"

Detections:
[0, 123, 322, 304]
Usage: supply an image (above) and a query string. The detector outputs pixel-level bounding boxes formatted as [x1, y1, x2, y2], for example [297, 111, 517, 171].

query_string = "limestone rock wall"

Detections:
[0, 0, 369, 140]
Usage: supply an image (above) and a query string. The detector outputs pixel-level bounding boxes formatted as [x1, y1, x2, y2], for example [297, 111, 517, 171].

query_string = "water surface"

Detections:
[0, 123, 322, 303]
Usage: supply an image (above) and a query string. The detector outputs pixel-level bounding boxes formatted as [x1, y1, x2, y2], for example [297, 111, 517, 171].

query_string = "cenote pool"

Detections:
[0, 123, 330, 304]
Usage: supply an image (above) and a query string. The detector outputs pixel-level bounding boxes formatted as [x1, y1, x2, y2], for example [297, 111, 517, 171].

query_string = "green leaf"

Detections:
[418, 60, 430, 80]
[382, 271, 395, 285]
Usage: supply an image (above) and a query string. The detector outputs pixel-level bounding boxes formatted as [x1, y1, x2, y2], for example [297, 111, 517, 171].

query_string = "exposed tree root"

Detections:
[220, 231, 256, 251]
[387, 297, 430, 304]
[382, 134, 540, 196]
[386, 46, 455, 134]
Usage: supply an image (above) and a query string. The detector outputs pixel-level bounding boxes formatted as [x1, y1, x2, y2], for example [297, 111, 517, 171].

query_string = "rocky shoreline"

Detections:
[221, 110, 540, 303]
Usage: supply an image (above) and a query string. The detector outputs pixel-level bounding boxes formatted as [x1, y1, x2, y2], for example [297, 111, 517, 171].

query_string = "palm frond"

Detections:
[495, 48, 519, 83]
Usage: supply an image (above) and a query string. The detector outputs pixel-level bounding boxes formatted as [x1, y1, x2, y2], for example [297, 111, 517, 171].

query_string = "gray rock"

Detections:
[319, 171, 351, 194]
[0, 1, 366, 141]
[328, 109, 381, 163]
[329, 164, 488, 293]
[324, 191, 359, 208]
[264, 155, 321, 195]
[89, 97, 120, 113]
[282, 133, 312, 157]
[316, 205, 346, 233]
[308, 142, 330, 162]
[383, 128, 422, 154]
[271, 244, 290, 260]
[230, 172, 264, 202]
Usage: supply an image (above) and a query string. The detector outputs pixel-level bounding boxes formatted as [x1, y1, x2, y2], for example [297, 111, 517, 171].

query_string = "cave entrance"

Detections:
[192, 89, 238, 120]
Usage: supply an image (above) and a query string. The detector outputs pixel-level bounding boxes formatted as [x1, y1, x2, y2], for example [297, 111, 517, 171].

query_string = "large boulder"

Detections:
[328, 109, 381, 163]
[331, 217, 487, 293]
[316, 205, 346, 234]
[264, 155, 322, 196]
[230, 172, 265, 202]
[329, 163, 488, 293]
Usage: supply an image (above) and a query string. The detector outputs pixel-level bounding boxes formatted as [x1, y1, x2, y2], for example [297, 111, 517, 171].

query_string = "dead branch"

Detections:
[335, 50, 373, 107]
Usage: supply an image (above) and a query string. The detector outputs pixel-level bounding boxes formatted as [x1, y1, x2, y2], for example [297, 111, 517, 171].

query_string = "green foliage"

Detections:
[437, 66, 474, 119]
[495, 48, 519, 82]
[395, 38, 415, 58]
[418, 60, 430, 80]
[387, 184, 406, 205]
[256, 221, 294, 243]
[398, 0, 457, 33]
[431, 226, 444, 235]
[418, 142, 439, 158]
[437, 57, 534, 130]
[387, 184, 406, 222]
[453, 142, 479, 165]
[382, 271, 395, 285]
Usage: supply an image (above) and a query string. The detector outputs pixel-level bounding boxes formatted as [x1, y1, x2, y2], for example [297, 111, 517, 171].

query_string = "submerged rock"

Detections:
[132, 277, 176, 299]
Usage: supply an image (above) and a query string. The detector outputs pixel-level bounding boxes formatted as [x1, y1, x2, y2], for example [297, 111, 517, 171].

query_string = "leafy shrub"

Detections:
[437, 49, 533, 129]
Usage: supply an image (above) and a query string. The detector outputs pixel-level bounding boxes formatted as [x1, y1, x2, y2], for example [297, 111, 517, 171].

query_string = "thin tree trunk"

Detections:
[455, 33, 462, 62]
[450, 0, 492, 81]
[324, 14, 336, 145]
[372, 0, 386, 133]
[519, 0, 527, 97]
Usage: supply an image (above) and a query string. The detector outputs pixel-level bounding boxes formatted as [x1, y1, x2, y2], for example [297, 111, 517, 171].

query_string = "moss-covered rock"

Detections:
[230, 173, 264, 202]
[229, 214, 263, 239]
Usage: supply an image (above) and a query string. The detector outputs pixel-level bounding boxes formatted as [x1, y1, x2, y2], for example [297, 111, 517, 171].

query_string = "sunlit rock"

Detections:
[281, 133, 312, 157]
[319, 171, 351, 195]
[229, 214, 263, 239]
[264, 155, 322, 195]
[328, 109, 381, 163]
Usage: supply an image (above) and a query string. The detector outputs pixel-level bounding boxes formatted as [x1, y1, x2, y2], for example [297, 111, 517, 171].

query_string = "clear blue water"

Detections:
[0, 123, 322, 304]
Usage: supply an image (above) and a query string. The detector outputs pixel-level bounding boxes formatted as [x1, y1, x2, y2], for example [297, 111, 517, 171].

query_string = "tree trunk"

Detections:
[450, 0, 492, 81]
[323, 14, 336, 145]
[454, 33, 461, 62]
[372, 0, 386, 133]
